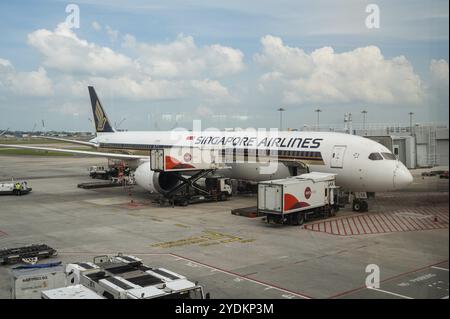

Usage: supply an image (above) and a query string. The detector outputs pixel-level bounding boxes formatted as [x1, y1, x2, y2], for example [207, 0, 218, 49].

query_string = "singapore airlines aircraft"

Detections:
[0, 87, 413, 211]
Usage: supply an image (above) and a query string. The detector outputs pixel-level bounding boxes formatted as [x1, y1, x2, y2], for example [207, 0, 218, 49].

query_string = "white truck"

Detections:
[258, 172, 339, 225]
[0, 180, 32, 196]
[63, 254, 208, 299]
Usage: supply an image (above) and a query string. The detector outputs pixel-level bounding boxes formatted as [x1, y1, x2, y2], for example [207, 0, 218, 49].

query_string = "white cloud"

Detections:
[0, 58, 12, 67]
[130, 34, 245, 78]
[430, 59, 449, 84]
[87, 76, 184, 101]
[429, 59, 449, 106]
[195, 105, 213, 117]
[105, 25, 119, 42]
[190, 79, 234, 102]
[27, 23, 134, 76]
[0, 58, 53, 97]
[122, 34, 136, 48]
[23, 23, 241, 104]
[255, 35, 424, 105]
[92, 21, 102, 31]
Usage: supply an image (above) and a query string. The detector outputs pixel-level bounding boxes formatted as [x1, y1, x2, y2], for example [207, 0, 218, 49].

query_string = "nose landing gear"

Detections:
[352, 199, 368, 212]
[349, 191, 370, 212]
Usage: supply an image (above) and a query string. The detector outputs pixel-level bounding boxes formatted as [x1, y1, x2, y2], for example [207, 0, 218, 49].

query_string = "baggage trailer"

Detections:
[258, 172, 339, 225]
[0, 244, 57, 265]
[0, 180, 32, 196]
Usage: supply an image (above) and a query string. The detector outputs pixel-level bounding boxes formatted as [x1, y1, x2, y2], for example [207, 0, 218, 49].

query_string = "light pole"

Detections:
[408, 112, 414, 136]
[277, 107, 285, 131]
[361, 110, 368, 135]
[315, 108, 322, 131]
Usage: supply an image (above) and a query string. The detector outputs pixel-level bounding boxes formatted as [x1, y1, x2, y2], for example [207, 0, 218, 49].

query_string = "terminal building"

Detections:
[301, 119, 449, 169]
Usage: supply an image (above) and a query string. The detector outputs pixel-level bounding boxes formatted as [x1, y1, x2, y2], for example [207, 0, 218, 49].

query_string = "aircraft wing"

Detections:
[0, 128, 8, 136]
[0, 144, 148, 160]
[32, 135, 98, 147]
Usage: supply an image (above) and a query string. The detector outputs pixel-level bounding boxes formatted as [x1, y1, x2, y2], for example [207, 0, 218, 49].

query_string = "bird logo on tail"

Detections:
[95, 101, 107, 131]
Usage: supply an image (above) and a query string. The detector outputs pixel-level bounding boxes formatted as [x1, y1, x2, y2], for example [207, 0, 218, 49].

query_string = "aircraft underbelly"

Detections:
[218, 163, 291, 181]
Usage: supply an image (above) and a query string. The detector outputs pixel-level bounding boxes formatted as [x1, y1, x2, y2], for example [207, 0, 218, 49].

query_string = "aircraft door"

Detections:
[330, 145, 347, 168]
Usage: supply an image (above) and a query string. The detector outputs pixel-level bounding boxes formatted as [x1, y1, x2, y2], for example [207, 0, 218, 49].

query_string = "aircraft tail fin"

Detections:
[88, 86, 115, 133]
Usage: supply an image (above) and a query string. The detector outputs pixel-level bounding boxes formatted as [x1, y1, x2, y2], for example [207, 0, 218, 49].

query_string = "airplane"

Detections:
[0, 128, 9, 137]
[0, 86, 413, 212]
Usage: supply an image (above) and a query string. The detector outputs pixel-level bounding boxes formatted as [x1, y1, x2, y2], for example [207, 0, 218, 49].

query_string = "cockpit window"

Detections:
[381, 152, 397, 160]
[368, 152, 383, 160]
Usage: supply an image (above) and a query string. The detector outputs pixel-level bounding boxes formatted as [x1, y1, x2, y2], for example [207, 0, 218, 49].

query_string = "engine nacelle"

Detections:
[134, 162, 179, 193]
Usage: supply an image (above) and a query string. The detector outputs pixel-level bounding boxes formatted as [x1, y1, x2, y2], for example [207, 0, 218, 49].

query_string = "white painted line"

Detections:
[58, 252, 312, 299]
[441, 296, 449, 299]
[368, 287, 413, 299]
[170, 254, 311, 299]
[432, 266, 449, 272]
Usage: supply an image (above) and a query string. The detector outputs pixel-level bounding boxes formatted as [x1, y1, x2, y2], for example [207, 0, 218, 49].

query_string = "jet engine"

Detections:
[134, 162, 180, 193]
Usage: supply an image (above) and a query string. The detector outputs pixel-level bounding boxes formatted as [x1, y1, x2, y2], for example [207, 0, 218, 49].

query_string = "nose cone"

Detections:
[393, 164, 413, 189]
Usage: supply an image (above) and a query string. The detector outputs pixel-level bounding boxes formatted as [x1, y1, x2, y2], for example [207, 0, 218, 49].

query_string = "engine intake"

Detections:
[134, 162, 179, 193]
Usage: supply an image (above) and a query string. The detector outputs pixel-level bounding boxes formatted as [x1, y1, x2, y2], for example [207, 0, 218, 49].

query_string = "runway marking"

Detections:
[168, 253, 312, 299]
[432, 266, 449, 272]
[367, 287, 413, 299]
[329, 259, 449, 299]
[150, 230, 254, 248]
[304, 207, 448, 236]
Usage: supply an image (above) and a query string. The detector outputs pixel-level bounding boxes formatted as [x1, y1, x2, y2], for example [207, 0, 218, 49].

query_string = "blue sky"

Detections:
[0, 0, 448, 131]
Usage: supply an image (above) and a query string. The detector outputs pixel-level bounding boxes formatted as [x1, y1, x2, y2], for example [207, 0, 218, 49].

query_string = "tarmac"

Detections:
[0, 155, 448, 299]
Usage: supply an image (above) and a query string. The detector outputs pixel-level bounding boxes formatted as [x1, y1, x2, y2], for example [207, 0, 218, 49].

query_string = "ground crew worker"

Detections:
[15, 182, 21, 195]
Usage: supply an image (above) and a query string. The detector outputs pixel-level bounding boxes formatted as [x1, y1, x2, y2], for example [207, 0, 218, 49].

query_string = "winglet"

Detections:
[88, 86, 115, 133]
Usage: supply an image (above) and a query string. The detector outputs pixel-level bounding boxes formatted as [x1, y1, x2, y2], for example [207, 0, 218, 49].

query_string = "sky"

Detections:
[0, 0, 448, 132]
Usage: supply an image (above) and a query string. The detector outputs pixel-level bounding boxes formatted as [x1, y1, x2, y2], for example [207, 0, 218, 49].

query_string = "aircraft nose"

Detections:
[393, 163, 413, 189]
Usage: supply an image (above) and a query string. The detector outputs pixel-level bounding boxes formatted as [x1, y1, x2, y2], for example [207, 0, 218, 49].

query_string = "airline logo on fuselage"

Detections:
[193, 136, 323, 149]
[95, 101, 107, 131]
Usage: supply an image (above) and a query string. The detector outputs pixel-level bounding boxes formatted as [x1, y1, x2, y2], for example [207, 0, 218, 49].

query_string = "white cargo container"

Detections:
[258, 172, 339, 225]
[11, 265, 66, 299]
[41, 284, 104, 299]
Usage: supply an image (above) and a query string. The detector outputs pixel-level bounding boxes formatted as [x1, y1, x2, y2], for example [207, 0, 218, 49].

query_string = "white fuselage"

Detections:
[91, 130, 413, 192]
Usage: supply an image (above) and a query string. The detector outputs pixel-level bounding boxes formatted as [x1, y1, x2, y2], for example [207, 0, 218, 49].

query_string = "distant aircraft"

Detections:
[0, 128, 9, 136]
[0, 87, 413, 211]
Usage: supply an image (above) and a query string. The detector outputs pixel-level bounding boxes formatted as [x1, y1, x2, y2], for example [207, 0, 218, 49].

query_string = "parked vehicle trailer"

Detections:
[258, 172, 339, 225]
[0, 180, 32, 196]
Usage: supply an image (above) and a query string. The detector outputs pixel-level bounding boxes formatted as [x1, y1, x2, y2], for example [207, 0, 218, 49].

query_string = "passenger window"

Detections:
[368, 153, 383, 160]
[381, 152, 397, 160]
